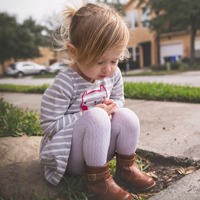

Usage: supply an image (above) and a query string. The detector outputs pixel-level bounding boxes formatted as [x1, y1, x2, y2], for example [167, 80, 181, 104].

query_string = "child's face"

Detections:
[74, 48, 123, 83]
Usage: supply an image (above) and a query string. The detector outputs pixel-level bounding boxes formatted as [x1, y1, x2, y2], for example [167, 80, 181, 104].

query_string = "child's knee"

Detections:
[113, 108, 140, 127]
[83, 107, 110, 125]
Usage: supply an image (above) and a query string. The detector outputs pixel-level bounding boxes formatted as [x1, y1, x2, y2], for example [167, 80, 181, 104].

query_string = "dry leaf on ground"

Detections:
[187, 166, 197, 172]
[166, 178, 172, 182]
[176, 167, 186, 174]
[176, 166, 197, 175]
[147, 193, 157, 196]
[145, 171, 158, 179]
[138, 194, 149, 199]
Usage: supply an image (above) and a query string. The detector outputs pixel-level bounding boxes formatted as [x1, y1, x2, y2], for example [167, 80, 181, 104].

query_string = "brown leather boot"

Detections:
[115, 153, 156, 191]
[84, 162, 131, 200]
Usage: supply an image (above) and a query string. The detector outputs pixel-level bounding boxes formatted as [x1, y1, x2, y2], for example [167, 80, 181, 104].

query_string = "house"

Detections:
[124, 0, 200, 69]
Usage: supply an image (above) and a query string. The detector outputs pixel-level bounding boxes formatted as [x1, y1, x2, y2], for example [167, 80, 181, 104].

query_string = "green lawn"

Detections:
[124, 82, 200, 103]
[0, 82, 200, 103]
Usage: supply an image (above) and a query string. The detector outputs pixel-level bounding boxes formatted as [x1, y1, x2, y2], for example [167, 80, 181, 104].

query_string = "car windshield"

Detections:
[51, 63, 58, 67]
[60, 63, 67, 66]
[9, 63, 16, 70]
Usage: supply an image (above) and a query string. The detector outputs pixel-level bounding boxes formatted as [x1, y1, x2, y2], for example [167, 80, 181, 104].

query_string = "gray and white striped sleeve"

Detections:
[110, 67, 125, 108]
[40, 73, 82, 137]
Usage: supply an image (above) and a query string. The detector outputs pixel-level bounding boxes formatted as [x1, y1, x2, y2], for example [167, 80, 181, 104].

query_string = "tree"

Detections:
[0, 13, 18, 74]
[12, 18, 50, 62]
[0, 13, 49, 74]
[96, 0, 126, 16]
[22, 18, 49, 47]
[138, 0, 200, 65]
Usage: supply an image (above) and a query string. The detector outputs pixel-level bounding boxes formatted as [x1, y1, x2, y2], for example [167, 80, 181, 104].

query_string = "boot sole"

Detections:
[128, 181, 156, 192]
[114, 176, 156, 192]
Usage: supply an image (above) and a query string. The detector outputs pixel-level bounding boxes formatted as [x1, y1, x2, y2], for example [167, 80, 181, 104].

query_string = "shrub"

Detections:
[151, 64, 166, 71]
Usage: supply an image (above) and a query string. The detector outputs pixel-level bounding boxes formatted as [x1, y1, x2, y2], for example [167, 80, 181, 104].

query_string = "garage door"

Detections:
[160, 43, 183, 64]
[195, 39, 200, 58]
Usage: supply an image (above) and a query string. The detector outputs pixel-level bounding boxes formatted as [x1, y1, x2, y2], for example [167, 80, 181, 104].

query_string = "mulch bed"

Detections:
[60, 150, 200, 200]
[120, 150, 200, 199]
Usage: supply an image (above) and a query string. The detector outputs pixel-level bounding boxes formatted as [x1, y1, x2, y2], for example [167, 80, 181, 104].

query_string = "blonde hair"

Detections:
[54, 2, 130, 66]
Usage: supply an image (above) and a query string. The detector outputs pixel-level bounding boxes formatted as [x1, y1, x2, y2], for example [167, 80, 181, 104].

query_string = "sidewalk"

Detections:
[0, 92, 200, 199]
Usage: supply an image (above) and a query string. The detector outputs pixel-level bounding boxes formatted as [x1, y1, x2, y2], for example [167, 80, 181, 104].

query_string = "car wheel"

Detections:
[17, 72, 24, 77]
[55, 70, 60, 74]
[40, 70, 46, 75]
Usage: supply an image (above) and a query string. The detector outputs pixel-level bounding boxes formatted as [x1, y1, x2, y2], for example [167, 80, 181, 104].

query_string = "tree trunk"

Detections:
[190, 28, 196, 66]
[0, 61, 5, 75]
[156, 34, 160, 64]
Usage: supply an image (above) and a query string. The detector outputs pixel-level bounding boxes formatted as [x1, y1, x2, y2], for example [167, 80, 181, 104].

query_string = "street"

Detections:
[123, 70, 200, 87]
[0, 70, 200, 87]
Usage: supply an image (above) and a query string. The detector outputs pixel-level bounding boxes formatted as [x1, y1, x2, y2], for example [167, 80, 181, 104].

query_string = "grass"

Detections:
[61, 174, 92, 200]
[0, 82, 200, 103]
[33, 73, 57, 78]
[0, 84, 49, 93]
[124, 82, 200, 103]
[0, 98, 43, 137]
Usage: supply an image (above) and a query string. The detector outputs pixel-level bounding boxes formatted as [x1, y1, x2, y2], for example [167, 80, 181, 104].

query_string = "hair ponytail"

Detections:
[60, 1, 80, 26]
[51, 1, 83, 64]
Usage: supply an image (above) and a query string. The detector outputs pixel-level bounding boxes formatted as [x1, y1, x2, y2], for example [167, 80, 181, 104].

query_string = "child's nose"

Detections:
[102, 64, 111, 73]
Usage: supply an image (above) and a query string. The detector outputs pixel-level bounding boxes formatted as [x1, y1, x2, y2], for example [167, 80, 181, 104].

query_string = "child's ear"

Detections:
[67, 43, 77, 59]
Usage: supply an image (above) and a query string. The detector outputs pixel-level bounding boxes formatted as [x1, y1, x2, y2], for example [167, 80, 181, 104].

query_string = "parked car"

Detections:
[48, 62, 68, 74]
[6, 61, 48, 77]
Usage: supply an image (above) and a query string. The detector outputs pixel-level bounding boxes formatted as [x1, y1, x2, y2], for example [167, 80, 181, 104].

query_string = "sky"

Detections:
[0, 0, 87, 25]
[0, 0, 128, 26]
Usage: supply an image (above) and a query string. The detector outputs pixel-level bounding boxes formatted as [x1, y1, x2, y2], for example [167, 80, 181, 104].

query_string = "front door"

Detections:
[142, 42, 151, 67]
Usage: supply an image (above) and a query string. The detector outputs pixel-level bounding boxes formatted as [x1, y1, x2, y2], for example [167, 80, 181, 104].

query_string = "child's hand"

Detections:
[94, 103, 116, 119]
[103, 98, 115, 106]
[102, 98, 117, 119]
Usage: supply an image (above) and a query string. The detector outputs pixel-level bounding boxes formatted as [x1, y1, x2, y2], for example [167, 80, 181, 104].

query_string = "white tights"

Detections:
[66, 107, 140, 175]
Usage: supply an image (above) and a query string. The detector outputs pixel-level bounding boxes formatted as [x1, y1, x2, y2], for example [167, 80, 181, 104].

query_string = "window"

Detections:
[9, 63, 16, 70]
[126, 12, 133, 29]
[22, 63, 35, 68]
[125, 10, 139, 29]
[126, 46, 140, 69]
[128, 47, 133, 60]
[135, 46, 140, 62]
[128, 46, 140, 62]
[23, 63, 32, 67]
[142, 7, 150, 27]
[134, 10, 138, 28]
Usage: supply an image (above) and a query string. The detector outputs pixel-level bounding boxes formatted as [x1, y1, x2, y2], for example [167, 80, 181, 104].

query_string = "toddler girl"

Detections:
[39, 2, 155, 200]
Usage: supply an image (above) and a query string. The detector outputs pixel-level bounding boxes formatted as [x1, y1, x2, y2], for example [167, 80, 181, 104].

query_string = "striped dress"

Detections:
[39, 67, 124, 186]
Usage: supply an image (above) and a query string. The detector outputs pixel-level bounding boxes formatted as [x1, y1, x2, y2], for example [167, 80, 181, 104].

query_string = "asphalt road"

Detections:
[123, 71, 200, 87]
[0, 70, 200, 87]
